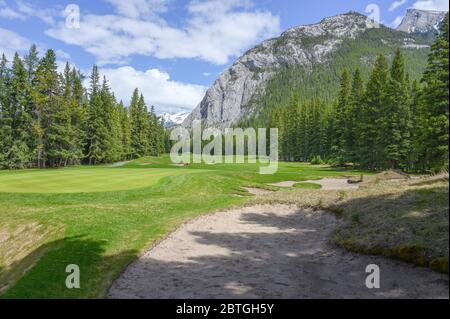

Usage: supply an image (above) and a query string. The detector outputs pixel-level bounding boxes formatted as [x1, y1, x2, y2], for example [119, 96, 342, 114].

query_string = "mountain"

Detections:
[182, 11, 440, 129]
[160, 112, 190, 128]
[397, 9, 447, 34]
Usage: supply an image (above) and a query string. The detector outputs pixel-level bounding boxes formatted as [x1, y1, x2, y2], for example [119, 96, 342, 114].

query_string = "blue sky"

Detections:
[0, 0, 448, 113]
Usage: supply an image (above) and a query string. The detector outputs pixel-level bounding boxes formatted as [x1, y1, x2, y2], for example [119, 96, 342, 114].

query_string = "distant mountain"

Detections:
[397, 9, 447, 35]
[182, 10, 442, 129]
[160, 112, 190, 128]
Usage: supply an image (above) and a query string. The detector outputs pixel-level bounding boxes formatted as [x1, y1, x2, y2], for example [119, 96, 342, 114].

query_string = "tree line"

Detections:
[0, 46, 168, 169]
[270, 14, 448, 172]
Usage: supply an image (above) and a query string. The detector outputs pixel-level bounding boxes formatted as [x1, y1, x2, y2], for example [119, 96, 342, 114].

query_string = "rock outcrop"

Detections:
[397, 9, 447, 34]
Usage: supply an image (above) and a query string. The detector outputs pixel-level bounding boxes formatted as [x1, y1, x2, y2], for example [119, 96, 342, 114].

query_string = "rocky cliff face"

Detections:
[183, 12, 373, 128]
[182, 10, 440, 129]
[397, 9, 447, 34]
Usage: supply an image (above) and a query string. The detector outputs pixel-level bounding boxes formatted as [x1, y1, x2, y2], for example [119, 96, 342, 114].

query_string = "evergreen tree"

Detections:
[417, 13, 449, 171]
[384, 48, 412, 169]
[6, 53, 31, 168]
[362, 54, 389, 169]
[39, 50, 70, 167]
[350, 68, 365, 162]
[118, 101, 132, 159]
[0, 54, 12, 168]
[331, 70, 351, 164]
[86, 66, 109, 164]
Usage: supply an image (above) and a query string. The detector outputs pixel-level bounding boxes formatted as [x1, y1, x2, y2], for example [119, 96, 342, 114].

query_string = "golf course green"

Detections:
[0, 156, 364, 298]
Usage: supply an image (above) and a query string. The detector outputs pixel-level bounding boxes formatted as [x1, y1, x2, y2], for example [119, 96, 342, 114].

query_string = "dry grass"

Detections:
[254, 173, 449, 273]
[0, 222, 64, 293]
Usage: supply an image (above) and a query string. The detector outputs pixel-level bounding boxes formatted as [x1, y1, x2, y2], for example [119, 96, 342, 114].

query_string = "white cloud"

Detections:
[412, 0, 449, 11]
[46, 0, 280, 65]
[0, 0, 25, 19]
[96, 66, 207, 113]
[55, 49, 71, 60]
[15, 0, 57, 25]
[0, 0, 57, 24]
[104, 0, 169, 18]
[389, 0, 408, 11]
[0, 27, 31, 59]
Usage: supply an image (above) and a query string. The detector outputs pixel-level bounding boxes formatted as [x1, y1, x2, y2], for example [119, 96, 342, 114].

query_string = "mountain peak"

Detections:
[160, 112, 190, 128]
[397, 9, 447, 34]
[282, 11, 370, 40]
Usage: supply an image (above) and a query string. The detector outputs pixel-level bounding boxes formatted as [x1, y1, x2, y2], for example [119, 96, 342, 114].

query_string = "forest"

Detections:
[1, 15, 448, 172]
[0, 47, 168, 169]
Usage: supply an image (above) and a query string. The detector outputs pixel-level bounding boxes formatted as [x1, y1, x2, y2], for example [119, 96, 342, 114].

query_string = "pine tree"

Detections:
[350, 68, 365, 163]
[69, 67, 87, 165]
[129, 88, 142, 158]
[138, 94, 151, 156]
[40, 51, 70, 167]
[86, 67, 109, 164]
[6, 53, 31, 168]
[118, 101, 132, 159]
[331, 70, 351, 164]
[363, 54, 389, 169]
[0, 54, 12, 168]
[384, 48, 412, 169]
[417, 13, 449, 171]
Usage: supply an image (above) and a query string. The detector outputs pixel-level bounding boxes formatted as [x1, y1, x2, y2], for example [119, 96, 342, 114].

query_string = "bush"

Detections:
[310, 155, 323, 165]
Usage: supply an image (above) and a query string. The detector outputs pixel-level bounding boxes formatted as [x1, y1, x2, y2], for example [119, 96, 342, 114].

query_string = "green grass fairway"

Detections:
[0, 168, 202, 193]
[0, 156, 365, 298]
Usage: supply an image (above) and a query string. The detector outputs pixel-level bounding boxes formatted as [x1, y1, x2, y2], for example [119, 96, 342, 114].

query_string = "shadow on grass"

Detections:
[109, 207, 448, 299]
[0, 235, 137, 299]
[331, 185, 449, 273]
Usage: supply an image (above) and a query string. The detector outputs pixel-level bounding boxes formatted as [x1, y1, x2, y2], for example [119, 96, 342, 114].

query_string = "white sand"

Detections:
[108, 205, 448, 299]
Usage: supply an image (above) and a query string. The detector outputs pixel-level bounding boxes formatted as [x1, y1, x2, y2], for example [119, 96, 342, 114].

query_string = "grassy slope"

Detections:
[0, 156, 362, 298]
[256, 174, 449, 273]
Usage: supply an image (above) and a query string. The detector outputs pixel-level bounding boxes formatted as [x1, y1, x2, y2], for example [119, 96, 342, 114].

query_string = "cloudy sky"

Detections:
[0, 0, 448, 113]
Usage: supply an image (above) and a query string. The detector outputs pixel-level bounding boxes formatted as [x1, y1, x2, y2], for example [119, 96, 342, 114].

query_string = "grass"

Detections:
[0, 167, 201, 193]
[293, 182, 322, 189]
[0, 155, 362, 298]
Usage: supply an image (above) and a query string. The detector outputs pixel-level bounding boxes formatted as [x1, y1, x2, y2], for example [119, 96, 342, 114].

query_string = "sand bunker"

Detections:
[243, 187, 274, 195]
[109, 161, 130, 167]
[108, 205, 448, 299]
[269, 178, 359, 190]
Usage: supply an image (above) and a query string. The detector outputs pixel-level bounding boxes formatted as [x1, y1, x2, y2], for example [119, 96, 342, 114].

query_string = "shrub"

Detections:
[310, 155, 323, 165]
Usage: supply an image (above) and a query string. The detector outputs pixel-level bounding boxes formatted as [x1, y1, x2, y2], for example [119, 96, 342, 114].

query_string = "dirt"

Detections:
[109, 161, 131, 168]
[108, 205, 448, 299]
[376, 170, 410, 181]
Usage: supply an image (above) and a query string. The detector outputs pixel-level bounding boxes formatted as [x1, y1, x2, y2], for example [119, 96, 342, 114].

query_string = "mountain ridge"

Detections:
[397, 8, 447, 34]
[182, 10, 444, 129]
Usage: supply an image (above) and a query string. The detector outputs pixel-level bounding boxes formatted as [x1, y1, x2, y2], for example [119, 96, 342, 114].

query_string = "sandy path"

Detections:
[108, 205, 448, 299]
[109, 161, 131, 168]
